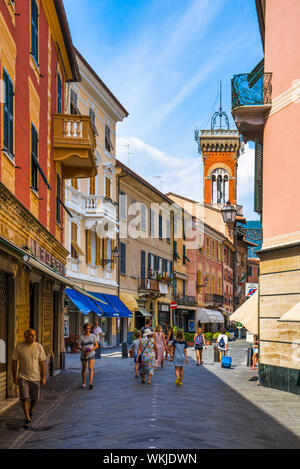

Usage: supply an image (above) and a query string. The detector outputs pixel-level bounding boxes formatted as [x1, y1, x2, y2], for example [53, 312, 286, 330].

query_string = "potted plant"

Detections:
[204, 332, 213, 345]
[184, 332, 195, 346]
[65, 334, 79, 353]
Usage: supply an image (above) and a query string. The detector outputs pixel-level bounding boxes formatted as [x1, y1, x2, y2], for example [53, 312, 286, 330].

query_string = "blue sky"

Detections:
[64, 0, 263, 220]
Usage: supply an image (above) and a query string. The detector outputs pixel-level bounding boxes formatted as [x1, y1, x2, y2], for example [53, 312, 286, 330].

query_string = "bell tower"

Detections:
[195, 82, 240, 206]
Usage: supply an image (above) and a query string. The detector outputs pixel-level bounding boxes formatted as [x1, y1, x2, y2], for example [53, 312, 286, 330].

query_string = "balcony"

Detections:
[231, 68, 272, 142]
[53, 114, 97, 179]
[65, 184, 117, 224]
[139, 278, 159, 292]
[205, 293, 224, 305]
[138, 278, 170, 298]
[174, 295, 196, 306]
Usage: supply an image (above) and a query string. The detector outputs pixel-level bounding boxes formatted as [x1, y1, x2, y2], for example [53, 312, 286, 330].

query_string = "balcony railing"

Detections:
[53, 114, 97, 179]
[174, 295, 196, 306]
[231, 72, 272, 109]
[65, 185, 117, 221]
[205, 294, 224, 304]
[138, 278, 159, 292]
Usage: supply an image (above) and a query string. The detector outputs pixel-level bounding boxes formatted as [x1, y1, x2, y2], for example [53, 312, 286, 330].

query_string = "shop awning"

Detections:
[65, 289, 105, 316]
[279, 301, 300, 322]
[230, 291, 258, 334]
[119, 292, 139, 311]
[137, 307, 151, 317]
[195, 308, 224, 324]
[88, 292, 119, 318]
[102, 294, 133, 318]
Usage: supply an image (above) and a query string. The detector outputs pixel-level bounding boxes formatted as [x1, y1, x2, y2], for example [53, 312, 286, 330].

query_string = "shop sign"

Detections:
[30, 239, 65, 274]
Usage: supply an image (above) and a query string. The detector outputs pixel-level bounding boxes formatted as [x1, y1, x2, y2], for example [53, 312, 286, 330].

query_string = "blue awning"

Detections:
[88, 292, 119, 317]
[65, 289, 104, 316]
[103, 294, 133, 318]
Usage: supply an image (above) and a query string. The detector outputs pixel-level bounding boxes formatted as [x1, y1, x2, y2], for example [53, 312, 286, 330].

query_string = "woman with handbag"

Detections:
[194, 327, 206, 366]
[136, 329, 158, 385]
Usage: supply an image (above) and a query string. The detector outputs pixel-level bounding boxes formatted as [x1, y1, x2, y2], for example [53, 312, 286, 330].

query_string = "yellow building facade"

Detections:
[116, 161, 174, 332]
[64, 50, 128, 346]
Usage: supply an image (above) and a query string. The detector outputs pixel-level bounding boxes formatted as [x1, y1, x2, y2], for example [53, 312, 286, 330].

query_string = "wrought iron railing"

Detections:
[174, 295, 196, 306]
[205, 294, 224, 304]
[231, 72, 272, 109]
[138, 278, 159, 292]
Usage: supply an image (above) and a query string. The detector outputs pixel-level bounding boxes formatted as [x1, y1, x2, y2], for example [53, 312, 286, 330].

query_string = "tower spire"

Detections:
[211, 80, 230, 130]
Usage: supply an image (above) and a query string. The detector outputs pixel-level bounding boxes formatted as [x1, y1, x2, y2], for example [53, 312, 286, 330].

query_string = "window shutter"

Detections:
[102, 238, 107, 267]
[141, 250, 146, 278]
[31, 124, 38, 191]
[90, 177, 95, 195]
[96, 236, 101, 265]
[254, 139, 263, 214]
[159, 213, 162, 238]
[86, 230, 91, 264]
[148, 253, 151, 274]
[31, 0, 39, 64]
[57, 73, 62, 113]
[3, 70, 9, 152]
[111, 239, 115, 269]
[105, 178, 111, 198]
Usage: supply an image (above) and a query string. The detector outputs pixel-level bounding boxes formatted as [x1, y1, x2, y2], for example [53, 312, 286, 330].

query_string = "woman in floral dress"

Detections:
[137, 329, 158, 385]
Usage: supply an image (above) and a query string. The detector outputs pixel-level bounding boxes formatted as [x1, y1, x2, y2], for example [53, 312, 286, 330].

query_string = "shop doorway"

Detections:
[53, 291, 60, 370]
[29, 282, 40, 340]
[0, 272, 8, 401]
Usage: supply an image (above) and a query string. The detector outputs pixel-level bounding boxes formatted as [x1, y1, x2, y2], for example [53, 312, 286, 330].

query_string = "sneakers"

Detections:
[176, 376, 181, 386]
[81, 384, 86, 389]
[89, 384, 94, 390]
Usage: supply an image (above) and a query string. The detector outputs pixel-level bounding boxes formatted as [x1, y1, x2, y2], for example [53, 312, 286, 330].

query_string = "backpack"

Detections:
[195, 334, 203, 346]
[219, 336, 225, 348]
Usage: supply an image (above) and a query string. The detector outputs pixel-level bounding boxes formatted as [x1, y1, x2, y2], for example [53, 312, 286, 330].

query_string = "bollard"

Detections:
[122, 342, 128, 358]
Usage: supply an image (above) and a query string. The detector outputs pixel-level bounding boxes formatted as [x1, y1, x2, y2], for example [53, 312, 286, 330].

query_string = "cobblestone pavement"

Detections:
[0, 340, 300, 449]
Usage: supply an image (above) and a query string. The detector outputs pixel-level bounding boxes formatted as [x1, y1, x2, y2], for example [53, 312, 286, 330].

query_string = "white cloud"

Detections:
[117, 136, 203, 201]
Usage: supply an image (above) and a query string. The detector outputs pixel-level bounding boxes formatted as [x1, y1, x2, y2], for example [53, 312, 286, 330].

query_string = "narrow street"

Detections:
[0, 341, 300, 450]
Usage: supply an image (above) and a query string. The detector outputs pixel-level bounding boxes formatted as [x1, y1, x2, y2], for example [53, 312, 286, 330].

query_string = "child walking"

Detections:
[171, 330, 188, 386]
[131, 331, 142, 378]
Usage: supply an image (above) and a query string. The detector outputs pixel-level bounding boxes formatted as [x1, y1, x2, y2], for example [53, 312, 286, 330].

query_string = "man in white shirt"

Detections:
[12, 329, 46, 425]
[217, 328, 228, 364]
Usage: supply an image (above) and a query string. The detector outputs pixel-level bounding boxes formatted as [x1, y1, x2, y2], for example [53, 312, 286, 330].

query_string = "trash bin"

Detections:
[122, 342, 128, 358]
[214, 345, 220, 363]
[95, 342, 101, 359]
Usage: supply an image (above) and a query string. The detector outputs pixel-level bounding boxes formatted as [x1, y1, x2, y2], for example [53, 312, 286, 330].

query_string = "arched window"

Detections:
[211, 168, 229, 204]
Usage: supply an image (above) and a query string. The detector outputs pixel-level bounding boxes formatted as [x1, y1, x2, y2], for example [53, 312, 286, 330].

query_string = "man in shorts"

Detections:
[12, 329, 46, 425]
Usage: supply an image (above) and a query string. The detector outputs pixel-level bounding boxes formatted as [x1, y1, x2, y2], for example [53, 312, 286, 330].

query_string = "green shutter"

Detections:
[254, 139, 263, 214]
[31, 0, 38, 64]
[3, 68, 14, 157]
[31, 124, 38, 191]
[57, 73, 62, 113]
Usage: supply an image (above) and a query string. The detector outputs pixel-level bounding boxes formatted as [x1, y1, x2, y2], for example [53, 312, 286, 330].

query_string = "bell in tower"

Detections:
[194, 82, 241, 206]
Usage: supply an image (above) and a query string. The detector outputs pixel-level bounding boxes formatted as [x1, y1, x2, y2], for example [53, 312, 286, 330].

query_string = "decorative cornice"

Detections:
[0, 183, 69, 263]
[269, 80, 300, 116]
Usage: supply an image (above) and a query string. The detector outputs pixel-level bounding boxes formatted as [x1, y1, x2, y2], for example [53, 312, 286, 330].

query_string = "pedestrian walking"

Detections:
[136, 329, 158, 385]
[217, 328, 228, 364]
[166, 325, 174, 361]
[77, 323, 98, 389]
[194, 327, 206, 366]
[251, 335, 259, 369]
[171, 330, 188, 386]
[92, 320, 103, 358]
[131, 331, 142, 378]
[154, 325, 167, 368]
[141, 318, 153, 336]
[12, 329, 46, 425]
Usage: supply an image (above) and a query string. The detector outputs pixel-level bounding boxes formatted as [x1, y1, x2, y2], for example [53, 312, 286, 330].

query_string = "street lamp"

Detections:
[221, 201, 237, 225]
[101, 246, 120, 265]
[221, 201, 262, 241]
